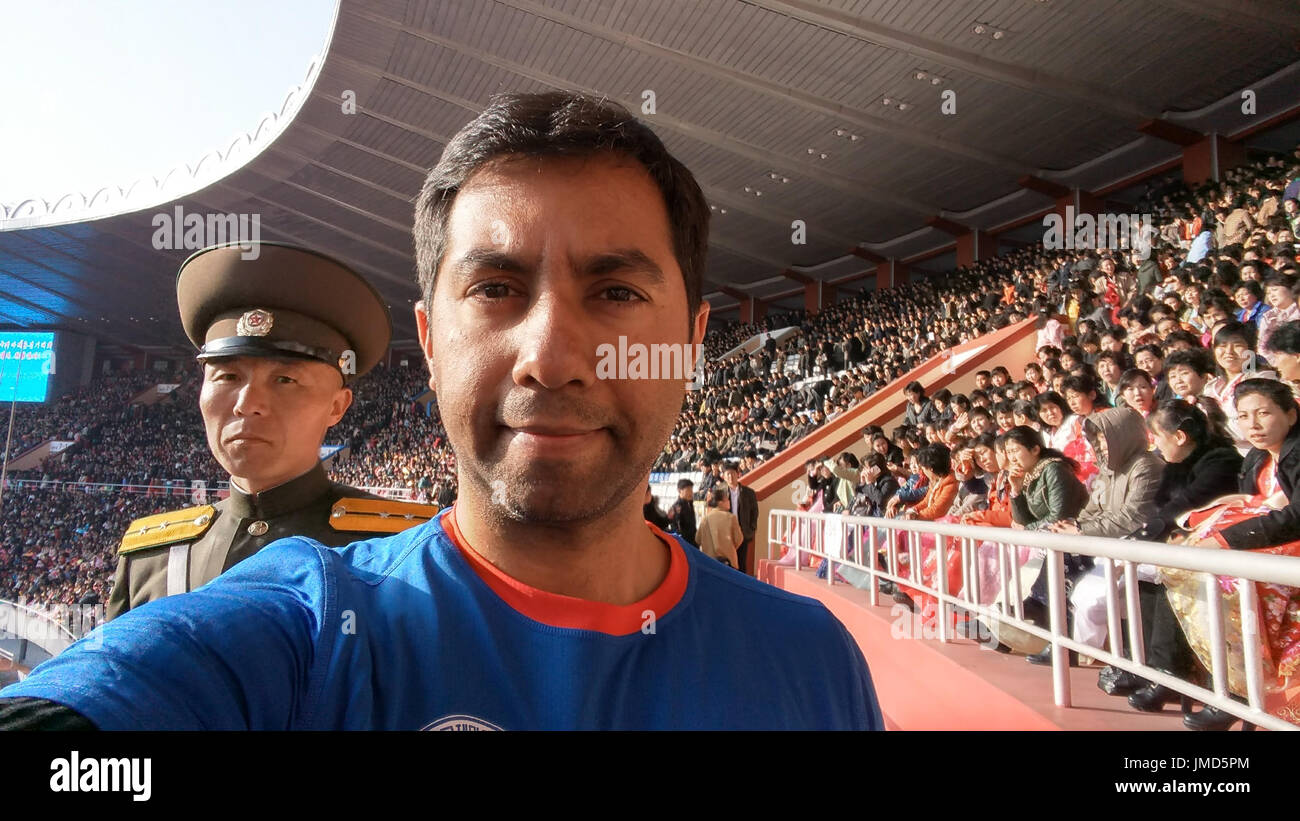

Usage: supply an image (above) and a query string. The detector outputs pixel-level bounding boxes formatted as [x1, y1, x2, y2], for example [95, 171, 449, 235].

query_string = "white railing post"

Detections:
[1046, 549, 1071, 707]
[1124, 561, 1145, 667]
[1239, 580, 1264, 712]
[1206, 573, 1229, 699]
[936, 534, 950, 643]
[868, 526, 879, 607]
[1104, 559, 1122, 659]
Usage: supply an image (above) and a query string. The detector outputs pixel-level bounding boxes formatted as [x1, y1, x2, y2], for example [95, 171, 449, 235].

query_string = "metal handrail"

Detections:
[768, 509, 1300, 732]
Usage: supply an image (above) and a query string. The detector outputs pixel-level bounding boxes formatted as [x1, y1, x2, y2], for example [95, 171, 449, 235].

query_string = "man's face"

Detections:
[199, 357, 351, 491]
[723, 468, 740, 487]
[416, 154, 708, 525]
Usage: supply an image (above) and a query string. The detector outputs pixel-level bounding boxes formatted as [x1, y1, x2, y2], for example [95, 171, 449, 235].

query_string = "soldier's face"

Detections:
[199, 357, 351, 492]
[417, 154, 708, 525]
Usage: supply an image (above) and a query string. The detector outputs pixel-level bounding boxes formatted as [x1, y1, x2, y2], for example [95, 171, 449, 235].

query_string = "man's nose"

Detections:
[511, 291, 593, 390]
[232, 380, 269, 416]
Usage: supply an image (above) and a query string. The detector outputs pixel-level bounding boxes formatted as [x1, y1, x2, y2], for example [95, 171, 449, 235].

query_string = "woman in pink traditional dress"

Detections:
[1035, 389, 1098, 488]
[1206, 321, 1278, 453]
[1166, 379, 1300, 729]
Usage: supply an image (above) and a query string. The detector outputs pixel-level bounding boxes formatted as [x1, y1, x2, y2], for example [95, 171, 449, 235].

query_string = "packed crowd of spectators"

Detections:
[5, 371, 158, 456]
[773, 147, 1300, 729]
[0, 489, 158, 610]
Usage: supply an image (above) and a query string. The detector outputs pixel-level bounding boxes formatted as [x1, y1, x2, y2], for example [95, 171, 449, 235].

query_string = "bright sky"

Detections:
[0, 0, 338, 201]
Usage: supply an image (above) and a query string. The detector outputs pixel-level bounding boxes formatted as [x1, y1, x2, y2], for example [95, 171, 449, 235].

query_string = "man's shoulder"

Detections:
[684, 548, 844, 630]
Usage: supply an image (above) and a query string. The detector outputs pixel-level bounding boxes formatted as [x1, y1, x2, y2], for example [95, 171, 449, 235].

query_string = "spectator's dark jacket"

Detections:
[1222, 422, 1300, 550]
[668, 498, 697, 546]
[903, 399, 938, 428]
[1011, 457, 1089, 530]
[1145, 439, 1242, 539]
[854, 474, 900, 517]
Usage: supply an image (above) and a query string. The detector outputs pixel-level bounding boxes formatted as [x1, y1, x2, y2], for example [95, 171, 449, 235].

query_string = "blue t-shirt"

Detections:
[4, 508, 883, 730]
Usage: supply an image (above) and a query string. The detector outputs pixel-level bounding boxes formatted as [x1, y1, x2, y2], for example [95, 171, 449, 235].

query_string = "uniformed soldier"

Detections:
[106, 242, 436, 619]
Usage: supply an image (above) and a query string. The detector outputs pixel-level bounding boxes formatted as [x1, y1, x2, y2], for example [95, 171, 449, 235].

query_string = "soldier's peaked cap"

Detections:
[177, 242, 391, 381]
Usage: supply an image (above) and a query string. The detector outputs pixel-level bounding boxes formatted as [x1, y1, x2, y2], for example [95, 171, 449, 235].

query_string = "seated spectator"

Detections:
[1163, 348, 1215, 400]
[1259, 275, 1300, 352]
[1005, 426, 1089, 532]
[993, 401, 1015, 433]
[1118, 368, 1157, 419]
[1095, 351, 1127, 406]
[853, 453, 898, 518]
[886, 454, 929, 516]
[1041, 408, 1164, 665]
[1107, 401, 1243, 709]
[1263, 319, 1300, 387]
[1207, 321, 1279, 452]
[1234, 279, 1267, 328]
[1133, 344, 1173, 402]
[1167, 379, 1300, 728]
[903, 381, 938, 428]
[1011, 399, 1039, 430]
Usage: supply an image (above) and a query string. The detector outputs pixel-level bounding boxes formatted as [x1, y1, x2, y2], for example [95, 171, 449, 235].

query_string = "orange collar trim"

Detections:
[442, 505, 688, 636]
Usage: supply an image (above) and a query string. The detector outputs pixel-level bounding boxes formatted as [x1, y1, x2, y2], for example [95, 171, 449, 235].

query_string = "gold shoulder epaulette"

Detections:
[329, 497, 439, 534]
[119, 505, 217, 554]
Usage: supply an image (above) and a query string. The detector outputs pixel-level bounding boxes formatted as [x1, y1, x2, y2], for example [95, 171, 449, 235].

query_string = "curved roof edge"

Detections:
[0, 2, 340, 233]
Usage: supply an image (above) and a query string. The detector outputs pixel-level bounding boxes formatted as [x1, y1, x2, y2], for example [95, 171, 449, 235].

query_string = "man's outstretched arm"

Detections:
[0, 538, 330, 731]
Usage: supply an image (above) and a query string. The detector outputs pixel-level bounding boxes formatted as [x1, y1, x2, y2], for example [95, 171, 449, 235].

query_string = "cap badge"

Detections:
[237, 309, 274, 337]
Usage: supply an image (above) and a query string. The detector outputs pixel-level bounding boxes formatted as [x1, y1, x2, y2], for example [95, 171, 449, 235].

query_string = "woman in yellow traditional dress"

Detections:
[1166, 378, 1300, 730]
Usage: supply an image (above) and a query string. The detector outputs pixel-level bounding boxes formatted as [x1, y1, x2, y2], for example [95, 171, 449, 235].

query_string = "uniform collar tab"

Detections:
[227, 463, 331, 520]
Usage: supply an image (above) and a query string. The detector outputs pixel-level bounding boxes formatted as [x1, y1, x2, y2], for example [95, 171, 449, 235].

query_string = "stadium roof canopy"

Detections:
[3, 0, 1300, 352]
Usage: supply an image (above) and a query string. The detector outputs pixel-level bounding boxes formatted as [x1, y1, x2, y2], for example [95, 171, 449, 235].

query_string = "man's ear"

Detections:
[328, 387, 354, 426]
[692, 300, 711, 348]
[414, 300, 437, 392]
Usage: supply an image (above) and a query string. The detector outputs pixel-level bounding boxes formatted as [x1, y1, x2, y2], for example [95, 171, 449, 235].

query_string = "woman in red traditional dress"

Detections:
[1167, 379, 1300, 729]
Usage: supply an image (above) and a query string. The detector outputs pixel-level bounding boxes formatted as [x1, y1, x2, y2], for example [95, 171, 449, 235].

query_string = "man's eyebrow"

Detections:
[449, 248, 531, 278]
[578, 249, 665, 284]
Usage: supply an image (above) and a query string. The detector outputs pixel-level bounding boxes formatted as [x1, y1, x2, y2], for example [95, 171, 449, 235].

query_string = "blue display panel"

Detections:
[0, 332, 56, 402]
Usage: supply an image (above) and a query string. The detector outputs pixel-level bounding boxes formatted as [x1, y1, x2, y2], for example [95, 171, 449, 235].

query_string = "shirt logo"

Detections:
[421, 714, 503, 731]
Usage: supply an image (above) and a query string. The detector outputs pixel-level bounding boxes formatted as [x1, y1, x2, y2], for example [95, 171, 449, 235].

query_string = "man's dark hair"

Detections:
[676, 479, 694, 490]
[413, 91, 710, 332]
